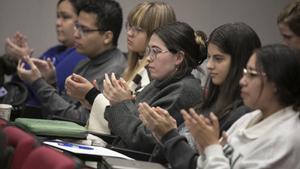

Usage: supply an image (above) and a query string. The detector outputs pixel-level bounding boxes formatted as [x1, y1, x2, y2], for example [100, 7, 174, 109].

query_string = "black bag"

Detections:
[0, 81, 28, 120]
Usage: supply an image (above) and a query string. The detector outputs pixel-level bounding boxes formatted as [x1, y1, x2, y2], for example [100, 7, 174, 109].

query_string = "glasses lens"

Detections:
[74, 22, 84, 36]
[145, 46, 151, 56]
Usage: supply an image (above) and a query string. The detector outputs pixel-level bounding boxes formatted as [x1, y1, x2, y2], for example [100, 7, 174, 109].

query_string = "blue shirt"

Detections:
[26, 45, 87, 106]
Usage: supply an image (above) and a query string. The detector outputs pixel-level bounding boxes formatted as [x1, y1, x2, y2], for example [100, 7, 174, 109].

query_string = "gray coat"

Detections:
[104, 73, 203, 153]
[31, 48, 127, 124]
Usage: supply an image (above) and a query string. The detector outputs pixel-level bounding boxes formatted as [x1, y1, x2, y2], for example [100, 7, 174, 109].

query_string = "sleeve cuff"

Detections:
[85, 87, 101, 105]
[31, 77, 46, 87]
[161, 128, 180, 144]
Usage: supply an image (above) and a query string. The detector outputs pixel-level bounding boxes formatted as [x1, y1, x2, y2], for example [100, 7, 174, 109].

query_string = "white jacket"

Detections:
[197, 106, 300, 169]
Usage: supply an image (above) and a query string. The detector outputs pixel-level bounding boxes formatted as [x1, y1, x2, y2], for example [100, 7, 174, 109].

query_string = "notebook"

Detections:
[15, 118, 88, 138]
[43, 141, 133, 161]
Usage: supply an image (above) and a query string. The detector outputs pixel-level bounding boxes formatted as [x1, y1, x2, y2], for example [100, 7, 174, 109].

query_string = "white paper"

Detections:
[43, 141, 133, 160]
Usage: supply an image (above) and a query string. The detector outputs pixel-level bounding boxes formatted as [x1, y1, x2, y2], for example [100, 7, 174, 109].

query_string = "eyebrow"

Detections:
[78, 22, 95, 30]
[149, 45, 162, 49]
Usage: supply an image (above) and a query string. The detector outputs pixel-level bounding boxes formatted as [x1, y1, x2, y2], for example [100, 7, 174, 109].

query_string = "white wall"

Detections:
[0, 0, 289, 56]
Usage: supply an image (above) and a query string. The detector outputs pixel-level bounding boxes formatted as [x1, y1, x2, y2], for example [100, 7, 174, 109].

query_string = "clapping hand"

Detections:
[5, 32, 33, 61]
[181, 109, 220, 153]
[31, 58, 56, 84]
[103, 73, 133, 105]
[17, 55, 42, 83]
[65, 73, 95, 101]
[138, 102, 177, 142]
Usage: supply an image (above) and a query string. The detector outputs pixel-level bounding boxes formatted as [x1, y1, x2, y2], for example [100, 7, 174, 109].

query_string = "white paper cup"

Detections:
[0, 104, 13, 121]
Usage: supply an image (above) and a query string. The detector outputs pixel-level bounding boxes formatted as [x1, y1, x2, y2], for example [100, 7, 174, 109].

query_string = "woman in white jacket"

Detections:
[182, 44, 300, 169]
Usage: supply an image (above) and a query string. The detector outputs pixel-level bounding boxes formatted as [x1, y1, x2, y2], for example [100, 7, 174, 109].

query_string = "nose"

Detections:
[146, 54, 154, 63]
[56, 17, 62, 27]
[74, 28, 80, 39]
[239, 74, 247, 87]
[127, 28, 134, 36]
[206, 57, 214, 70]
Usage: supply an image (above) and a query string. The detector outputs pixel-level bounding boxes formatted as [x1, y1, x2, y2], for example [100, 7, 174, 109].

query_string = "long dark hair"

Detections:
[255, 44, 300, 111]
[197, 22, 261, 119]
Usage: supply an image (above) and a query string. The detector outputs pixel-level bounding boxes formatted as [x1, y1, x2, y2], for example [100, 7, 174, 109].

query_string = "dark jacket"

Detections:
[31, 47, 127, 124]
[104, 73, 203, 153]
[0, 55, 17, 86]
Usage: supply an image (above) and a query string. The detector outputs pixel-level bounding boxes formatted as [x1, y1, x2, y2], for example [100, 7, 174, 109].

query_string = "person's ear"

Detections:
[175, 51, 184, 66]
[103, 31, 113, 45]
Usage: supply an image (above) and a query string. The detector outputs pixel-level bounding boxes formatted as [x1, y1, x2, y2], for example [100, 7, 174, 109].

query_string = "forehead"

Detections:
[208, 43, 226, 56]
[57, 0, 74, 13]
[78, 11, 98, 28]
[149, 34, 166, 48]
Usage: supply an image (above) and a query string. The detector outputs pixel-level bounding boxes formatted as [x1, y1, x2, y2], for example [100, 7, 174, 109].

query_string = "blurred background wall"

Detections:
[0, 0, 289, 56]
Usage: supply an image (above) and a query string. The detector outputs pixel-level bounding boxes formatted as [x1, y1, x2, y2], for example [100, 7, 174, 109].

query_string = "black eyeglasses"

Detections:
[145, 46, 169, 61]
[74, 21, 105, 37]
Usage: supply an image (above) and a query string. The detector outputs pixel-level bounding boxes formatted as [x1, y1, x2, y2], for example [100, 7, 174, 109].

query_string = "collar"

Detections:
[152, 71, 193, 89]
[89, 47, 120, 65]
[238, 106, 298, 139]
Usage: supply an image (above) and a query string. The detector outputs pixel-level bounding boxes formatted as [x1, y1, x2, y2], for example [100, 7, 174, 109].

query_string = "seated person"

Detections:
[6, 0, 87, 108]
[277, 0, 300, 49]
[17, 0, 126, 125]
[102, 22, 207, 154]
[184, 44, 300, 169]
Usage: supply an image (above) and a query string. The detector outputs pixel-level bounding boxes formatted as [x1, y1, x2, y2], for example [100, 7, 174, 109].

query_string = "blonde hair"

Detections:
[123, 1, 176, 81]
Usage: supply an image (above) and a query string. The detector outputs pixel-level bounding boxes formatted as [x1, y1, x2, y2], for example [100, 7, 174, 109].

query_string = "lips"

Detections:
[147, 65, 155, 72]
[127, 39, 133, 46]
[209, 73, 217, 78]
[240, 90, 248, 98]
[74, 41, 81, 48]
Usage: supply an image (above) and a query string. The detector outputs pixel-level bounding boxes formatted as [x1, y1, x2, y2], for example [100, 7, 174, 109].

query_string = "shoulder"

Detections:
[41, 45, 65, 58]
[176, 76, 202, 95]
[226, 110, 261, 134]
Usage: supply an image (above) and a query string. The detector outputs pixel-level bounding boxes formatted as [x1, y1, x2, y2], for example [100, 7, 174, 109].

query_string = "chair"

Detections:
[21, 146, 83, 169]
[3, 126, 37, 169]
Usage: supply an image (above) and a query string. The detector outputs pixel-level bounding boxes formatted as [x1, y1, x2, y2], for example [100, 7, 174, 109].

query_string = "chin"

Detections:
[57, 37, 66, 44]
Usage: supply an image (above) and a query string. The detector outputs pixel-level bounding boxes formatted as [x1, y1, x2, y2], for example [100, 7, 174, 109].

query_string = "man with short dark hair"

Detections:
[17, 0, 126, 125]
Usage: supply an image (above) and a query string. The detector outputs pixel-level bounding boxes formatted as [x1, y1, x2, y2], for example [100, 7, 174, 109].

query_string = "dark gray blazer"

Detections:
[31, 47, 127, 124]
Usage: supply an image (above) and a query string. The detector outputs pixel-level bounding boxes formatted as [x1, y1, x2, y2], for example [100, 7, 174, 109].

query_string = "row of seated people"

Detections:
[1, 0, 300, 169]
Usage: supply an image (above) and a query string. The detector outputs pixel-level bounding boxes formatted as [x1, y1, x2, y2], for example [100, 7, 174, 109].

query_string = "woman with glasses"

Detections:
[4, 0, 86, 107]
[65, 1, 176, 134]
[139, 22, 261, 168]
[183, 44, 300, 169]
[100, 21, 207, 154]
[277, 0, 300, 49]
